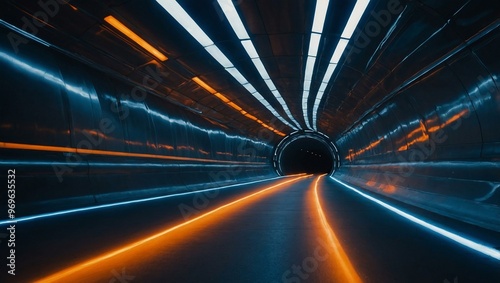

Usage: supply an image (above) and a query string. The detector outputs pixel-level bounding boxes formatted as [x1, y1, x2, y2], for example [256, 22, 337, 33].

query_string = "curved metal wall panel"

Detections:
[0, 27, 275, 217]
[333, 27, 500, 231]
[0, 35, 70, 147]
[337, 31, 499, 165]
[453, 35, 500, 156]
[90, 74, 128, 152]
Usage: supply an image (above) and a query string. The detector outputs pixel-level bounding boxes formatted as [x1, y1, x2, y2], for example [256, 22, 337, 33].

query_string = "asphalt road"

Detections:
[1, 174, 499, 282]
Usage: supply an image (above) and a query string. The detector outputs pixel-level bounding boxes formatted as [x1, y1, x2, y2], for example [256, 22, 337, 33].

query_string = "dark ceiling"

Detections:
[1, 0, 498, 141]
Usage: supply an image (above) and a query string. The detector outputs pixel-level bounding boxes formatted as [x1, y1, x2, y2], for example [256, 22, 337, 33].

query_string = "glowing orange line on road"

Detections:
[35, 174, 310, 283]
[0, 141, 264, 165]
[313, 175, 362, 283]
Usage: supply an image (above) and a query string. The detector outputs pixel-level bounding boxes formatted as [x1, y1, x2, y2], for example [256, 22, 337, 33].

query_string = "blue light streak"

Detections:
[331, 177, 500, 261]
[0, 176, 284, 225]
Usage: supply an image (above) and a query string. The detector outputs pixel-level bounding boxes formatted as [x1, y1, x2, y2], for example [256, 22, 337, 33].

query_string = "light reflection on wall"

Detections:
[345, 105, 471, 161]
[0, 50, 272, 161]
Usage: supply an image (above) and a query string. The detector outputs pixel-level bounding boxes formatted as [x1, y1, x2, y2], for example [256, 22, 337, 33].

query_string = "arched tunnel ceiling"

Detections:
[1, 0, 498, 141]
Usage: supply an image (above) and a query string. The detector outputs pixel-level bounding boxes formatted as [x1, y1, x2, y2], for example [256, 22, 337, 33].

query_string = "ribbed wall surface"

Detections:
[333, 22, 500, 231]
[0, 27, 275, 217]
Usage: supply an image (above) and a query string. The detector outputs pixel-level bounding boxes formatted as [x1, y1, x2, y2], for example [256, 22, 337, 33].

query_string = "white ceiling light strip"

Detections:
[156, 0, 297, 131]
[302, 0, 331, 129]
[312, 0, 370, 131]
[217, 0, 301, 129]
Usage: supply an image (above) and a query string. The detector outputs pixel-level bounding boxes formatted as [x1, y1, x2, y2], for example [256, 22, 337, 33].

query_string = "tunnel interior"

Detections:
[279, 137, 334, 174]
[274, 132, 339, 175]
[1, 0, 500, 281]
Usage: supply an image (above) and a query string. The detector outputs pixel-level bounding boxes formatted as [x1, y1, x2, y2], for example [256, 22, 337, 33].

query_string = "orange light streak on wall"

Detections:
[313, 175, 363, 283]
[398, 110, 469, 151]
[159, 144, 174, 150]
[364, 178, 397, 194]
[192, 77, 286, 136]
[397, 120, 429, 151]
[198, 149, 210, 155]
[35, 175, 309, 283]
[177, 145, 195, 151]
[0, 142, 264, 165]
[427, 109, 469, 133]
[348, 137, 383, 160]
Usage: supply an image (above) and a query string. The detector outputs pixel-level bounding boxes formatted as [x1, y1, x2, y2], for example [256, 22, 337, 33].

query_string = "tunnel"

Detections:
[273, 131, 340, 175]
[0, 0, 499, 282]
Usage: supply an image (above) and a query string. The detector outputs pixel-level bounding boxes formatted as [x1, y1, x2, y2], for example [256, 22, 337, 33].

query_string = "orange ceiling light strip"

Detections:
[192, 77, 286, 136]
[192, 76, 217, 94]
[35, 175, 310, 283]
[313, 175, 362, 283]
[244, 113, 258, 121]
[214, 92, 230, 103]
[104, 15, 168, 61]
[227, 101, 243, 111]
[0, 142, 264, 165]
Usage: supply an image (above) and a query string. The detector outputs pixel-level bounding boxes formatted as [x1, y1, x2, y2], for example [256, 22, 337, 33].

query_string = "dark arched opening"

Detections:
[273, 131, 340, 175]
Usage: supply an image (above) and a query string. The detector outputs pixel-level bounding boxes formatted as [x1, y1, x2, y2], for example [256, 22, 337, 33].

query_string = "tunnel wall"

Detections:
[0, 27, 276, 218]
[333, 13, 500, 231]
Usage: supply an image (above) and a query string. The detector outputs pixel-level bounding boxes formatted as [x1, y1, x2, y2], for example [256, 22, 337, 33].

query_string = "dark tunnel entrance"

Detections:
[280, 138, 333, 174]
[273, 131, 340, 176]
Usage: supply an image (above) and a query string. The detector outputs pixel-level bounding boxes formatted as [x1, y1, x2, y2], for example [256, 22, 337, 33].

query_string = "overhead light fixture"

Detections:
[204, 45, 233, 68]
[311, 0, 330, 32]
[213, 92, 230, 103]
[330, 38, 349, 63]
[242, 83, 257, 94]
[225, 67, 247, 85]
[192, 76, 217, 94]
[308, 33, 322, 56]
[216, 0, 301, 129]
[192, 77, 286, 136]
[323, 63, 337, 83]
[227, 101, 243, 111]
[312, 0, 371, 131]
[341, 0, 371, 39]
[217, 0, 250, 39]
[264, 79, 276, 91]
[156, 0, 296, 132]
[301, 0, 331, 129]
[104, 15, 168, 61]
[157, 1, 214, 47]
[251, 58, 270, 79]
[304, 57, 316, 81]
[304, 80, 312, 91]
[241, 40, 259, 58]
